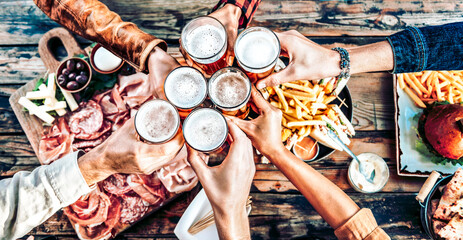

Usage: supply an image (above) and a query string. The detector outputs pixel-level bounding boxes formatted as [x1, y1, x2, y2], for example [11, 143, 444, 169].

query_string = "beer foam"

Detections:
[185, 25, 226, 59]
[164, 67, 207, 109]
[135, 100, 179, 143]
[236, 30, 279, 69]
[209, 71, 250, 109]
[183, 108, 228, 152]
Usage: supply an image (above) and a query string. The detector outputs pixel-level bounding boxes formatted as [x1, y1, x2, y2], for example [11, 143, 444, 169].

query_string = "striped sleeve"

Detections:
[212, 0, 261, 28]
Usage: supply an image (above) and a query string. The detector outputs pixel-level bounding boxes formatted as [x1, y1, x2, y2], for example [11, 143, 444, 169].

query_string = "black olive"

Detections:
[66, 60, 75, 71]
[66, 81, 80, 90]
[68, 72, 76, 81]
[76, 75, 88, 85]
[62, 68, 70, 76]
[80, 71, 88, 77]
[76, 61, 85, 70]
[57, 75, 67, 87]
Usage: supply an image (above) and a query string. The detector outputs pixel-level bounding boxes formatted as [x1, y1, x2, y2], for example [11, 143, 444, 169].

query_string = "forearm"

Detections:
[0, 152, 93, 239]
[213, 207, 251, 240]
[348, 41, 394, 74]
[34, 0, 166, 72]
[267, 148, 359, 229]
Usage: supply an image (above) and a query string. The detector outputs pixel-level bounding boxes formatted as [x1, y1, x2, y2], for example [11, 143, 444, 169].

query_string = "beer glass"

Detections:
[208, 67, 251, 119]
[134, 99, 180, 144]
[164, 66, 207, 118]
[182, 108, 228, 153]
[180, 16, 228, 76]
[235, 27, 281, 82]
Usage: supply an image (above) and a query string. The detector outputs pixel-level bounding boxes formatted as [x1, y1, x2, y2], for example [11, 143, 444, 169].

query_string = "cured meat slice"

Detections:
[119, 195, 149, 224]
[75, 196, 121, 240]
[64, 188, 111, 226]
[72, 132, 110, 150]
[39, 117, 73, 164]
[69, 100, 104, 140]
[127, 174, 166, 206]
[157, 145, 200, 193]
[434, 168, 463, 221]
[111, 85, 127, 112]
[100, 94, 119, 116]
[102, 174, 132, 196]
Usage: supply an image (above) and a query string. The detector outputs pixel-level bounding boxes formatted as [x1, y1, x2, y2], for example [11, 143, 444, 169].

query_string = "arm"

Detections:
[256, 22, 463, 88]
[186, 120, 254, 240]
[0, 117, 184, 239]
[34, 0, 166, 72]
[230, 87, 390, 239]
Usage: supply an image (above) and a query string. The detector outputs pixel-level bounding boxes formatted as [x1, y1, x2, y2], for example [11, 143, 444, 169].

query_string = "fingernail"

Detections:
[256, 82, 266, 90]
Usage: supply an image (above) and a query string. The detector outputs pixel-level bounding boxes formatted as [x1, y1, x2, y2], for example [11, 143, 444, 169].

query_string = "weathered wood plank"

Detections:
[25, 192, 427, 239]
[2, 0, 463, 45]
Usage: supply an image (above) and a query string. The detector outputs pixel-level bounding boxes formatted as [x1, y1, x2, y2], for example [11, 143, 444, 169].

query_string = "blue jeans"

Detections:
[387, 22, 463, 73]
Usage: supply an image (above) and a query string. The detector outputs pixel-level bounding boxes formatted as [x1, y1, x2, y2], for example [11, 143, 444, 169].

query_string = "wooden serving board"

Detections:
[9, 28, 85, 164]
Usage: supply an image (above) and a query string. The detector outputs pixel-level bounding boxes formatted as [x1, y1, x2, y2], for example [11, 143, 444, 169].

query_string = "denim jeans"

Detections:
[387, 22, 463, 73]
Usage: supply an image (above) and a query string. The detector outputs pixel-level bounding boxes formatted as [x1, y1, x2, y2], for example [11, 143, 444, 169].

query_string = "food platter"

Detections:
[309, 86, 353, 162]
[394, 75, 461, 177]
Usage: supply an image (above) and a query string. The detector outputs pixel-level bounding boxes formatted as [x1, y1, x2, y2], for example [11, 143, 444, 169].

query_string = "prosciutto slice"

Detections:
[64, 188, 111, 226]
[157, 145, 200, 193]
[127, 173, 166, 206]
[38, 117, 73, 164]
[75, 195, 122, 240]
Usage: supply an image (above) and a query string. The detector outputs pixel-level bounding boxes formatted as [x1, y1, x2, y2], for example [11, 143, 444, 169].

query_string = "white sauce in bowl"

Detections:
[93, 47, 123, 72]
[348, 153, 389, 193]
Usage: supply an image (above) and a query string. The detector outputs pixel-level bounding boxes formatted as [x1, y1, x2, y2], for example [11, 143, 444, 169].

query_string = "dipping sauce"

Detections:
[292, 137, 319, 161]
[93, 46, 123, 72]
[348, 153, 389, 193]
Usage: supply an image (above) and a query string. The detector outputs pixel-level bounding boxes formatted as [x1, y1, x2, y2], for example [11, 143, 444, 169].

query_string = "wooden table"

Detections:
[1, 0, 461, 239]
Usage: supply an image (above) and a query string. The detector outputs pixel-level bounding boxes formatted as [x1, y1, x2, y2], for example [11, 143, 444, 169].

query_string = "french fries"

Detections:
[398, 71, 463, 108]
[264, 79, 351, 147]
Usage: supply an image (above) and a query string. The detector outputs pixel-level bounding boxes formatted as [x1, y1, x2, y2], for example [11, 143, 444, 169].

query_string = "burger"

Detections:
[418, 103, 463, 163]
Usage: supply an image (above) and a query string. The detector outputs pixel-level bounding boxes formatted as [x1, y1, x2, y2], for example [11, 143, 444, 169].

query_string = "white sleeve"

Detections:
[0, 151, 93, 239]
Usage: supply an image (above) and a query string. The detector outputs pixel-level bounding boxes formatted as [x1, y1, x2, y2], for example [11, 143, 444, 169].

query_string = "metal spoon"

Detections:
[327, 129, 376, 183]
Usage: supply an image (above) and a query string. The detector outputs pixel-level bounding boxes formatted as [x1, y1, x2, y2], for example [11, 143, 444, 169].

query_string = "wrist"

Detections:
[77, 143, 114, 186]
[325, 49, 342, 79]
[264, 143, 288, 163]
[213, 205, 250, 240]
[223, 3, 242, 21]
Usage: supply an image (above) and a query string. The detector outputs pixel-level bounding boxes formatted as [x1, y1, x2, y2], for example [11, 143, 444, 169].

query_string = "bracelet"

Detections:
[331, 47, 350, 79]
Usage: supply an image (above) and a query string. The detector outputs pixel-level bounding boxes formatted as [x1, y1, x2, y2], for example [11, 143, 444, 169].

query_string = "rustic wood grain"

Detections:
[25, 192, 427, 239]
[2, 0, 462, 45]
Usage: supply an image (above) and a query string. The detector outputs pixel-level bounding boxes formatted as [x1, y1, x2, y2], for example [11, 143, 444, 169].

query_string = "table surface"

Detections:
[1, 0, 461, 239]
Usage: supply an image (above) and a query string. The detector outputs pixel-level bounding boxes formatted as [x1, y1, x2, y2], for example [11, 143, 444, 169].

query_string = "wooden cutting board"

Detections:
[9, 28, 85, 164]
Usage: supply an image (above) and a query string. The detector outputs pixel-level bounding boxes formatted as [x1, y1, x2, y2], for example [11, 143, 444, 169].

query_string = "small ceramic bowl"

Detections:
[292, 137, 320, 161]
[90, 44, 124, 74]
[56, 57, 92, 93]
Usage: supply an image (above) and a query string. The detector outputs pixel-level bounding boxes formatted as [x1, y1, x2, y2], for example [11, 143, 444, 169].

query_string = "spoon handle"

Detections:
[326, 129, 360, 163]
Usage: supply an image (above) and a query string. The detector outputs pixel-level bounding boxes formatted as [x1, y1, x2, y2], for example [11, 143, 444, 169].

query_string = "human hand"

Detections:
[148, 47, 181, 99]
[256, 30, 341, 89]
[186, 119, 254, 240]
[228, 87, 286, 158]
[78, 117, 184, 185]
[209, 3, 241, 65]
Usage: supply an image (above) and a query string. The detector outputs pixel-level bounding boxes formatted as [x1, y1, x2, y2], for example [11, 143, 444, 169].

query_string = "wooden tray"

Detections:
[9, 27, 85, 164]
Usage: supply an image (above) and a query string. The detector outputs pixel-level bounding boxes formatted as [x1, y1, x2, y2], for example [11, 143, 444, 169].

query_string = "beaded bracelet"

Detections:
[331, 47, 350, 79]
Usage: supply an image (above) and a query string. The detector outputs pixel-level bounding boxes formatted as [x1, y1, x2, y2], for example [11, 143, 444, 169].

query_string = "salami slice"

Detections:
[119, 195, 149, 224]
[101, 174, 132, 196]
[72, 131, 110, 150]
[39, 117, 73, 164]
[69, 100, 104, 140]
[64, 188, 111, 226]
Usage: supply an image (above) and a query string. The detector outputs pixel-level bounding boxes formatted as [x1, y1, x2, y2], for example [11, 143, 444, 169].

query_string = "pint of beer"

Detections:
[181, 16, 228, 76]
[182, 108, 228, 153]
[164, 66, 207, 118]
[235, 27, 281, 82]
[135, 99, 180, 144]
[208, 67, 251, 119]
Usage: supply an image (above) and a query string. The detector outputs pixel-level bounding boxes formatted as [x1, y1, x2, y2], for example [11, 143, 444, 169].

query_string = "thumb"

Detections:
[256, 67, 296, 90]
[186, 145, 209, 180]
[226, 116, 254, 138]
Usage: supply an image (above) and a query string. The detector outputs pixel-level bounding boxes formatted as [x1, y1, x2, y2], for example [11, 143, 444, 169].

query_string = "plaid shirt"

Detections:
[213, 0, 261, 28]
